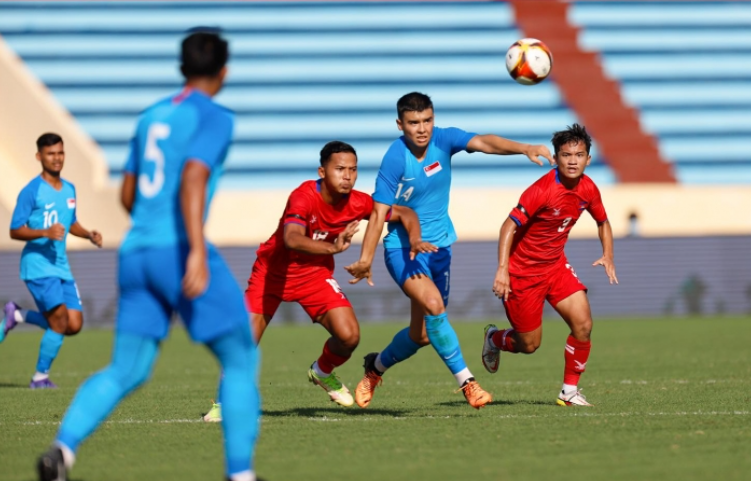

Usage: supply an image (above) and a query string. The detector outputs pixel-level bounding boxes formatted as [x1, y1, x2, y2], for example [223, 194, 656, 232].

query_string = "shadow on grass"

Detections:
[0, 382, 28, 388]
[436, 399, 554, 408]
[262, 406, 409, 418]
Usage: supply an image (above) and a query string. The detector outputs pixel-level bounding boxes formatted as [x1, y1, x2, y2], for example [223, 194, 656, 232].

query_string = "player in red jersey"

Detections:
[480, 124, 618, 407]
[203, 141, 431, 418]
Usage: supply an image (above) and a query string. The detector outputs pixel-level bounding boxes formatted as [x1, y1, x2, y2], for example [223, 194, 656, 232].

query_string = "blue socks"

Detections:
[36, 329, 64, 374]
[378, 327, 422, 370]
[56, 333, 159, 452]
[424, 313, 468, 376]
[206, 325, 260, 476]
[25, 310, 49, 329]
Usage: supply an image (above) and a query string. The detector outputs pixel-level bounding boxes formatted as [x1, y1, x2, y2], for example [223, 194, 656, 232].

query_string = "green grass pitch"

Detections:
[0, 317, 749, 481]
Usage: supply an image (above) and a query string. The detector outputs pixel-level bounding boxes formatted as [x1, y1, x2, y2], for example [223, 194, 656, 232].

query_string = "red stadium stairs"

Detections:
[510, 0, 676, 183]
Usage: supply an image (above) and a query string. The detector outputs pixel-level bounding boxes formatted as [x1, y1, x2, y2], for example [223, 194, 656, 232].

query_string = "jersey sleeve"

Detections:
[283, 189, 312, 228]
[508, 184, 546, 227]
[186, 108, 234, 170]
[10, 182, 38, 230]
[360, 194, 374, 220]
[123, 137, 138, 175]
[435, 127, 477, 156]
[586, 183, 608, 225]
[372, 142, 405, 206]
[70, 183, 78, 225]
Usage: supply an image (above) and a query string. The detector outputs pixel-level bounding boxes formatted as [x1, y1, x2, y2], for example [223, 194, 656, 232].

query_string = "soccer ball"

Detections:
[505, 38, 553, 85]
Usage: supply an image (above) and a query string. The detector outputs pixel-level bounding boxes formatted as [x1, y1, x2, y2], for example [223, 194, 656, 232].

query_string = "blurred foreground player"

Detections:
[2, 133, 102, 388]
[37, 32, 261, 481]
[346, 92, 554, 409]
[203, 141, 431, 421]
[481, 124, 618, 407]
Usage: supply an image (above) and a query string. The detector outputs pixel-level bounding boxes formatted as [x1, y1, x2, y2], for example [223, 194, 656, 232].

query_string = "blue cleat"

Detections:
[30, 378, 58, 389]
[0, 301, 19, 343]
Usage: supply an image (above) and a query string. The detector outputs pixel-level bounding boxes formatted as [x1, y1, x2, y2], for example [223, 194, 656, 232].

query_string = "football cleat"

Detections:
[307, 367, 354, 407]
[30, 378, 58, 389]
[202, 400, 222, 423]
[557, 389, 593, 407]
[354, 352, 383, 408]
[37, 446, 66, 481]
[0, 301, 19, 343]
[481, 324, 500, 374]
[457, 378, 492, 409]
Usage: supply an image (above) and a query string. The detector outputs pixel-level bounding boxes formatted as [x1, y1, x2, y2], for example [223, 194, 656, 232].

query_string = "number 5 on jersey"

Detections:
[139, 123, 171, 198]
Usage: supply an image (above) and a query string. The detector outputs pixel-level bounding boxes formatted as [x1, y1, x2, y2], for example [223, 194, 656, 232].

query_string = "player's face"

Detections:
[319, 151, 358, 195]
[554, 141, 590, 180]
[36, 142, 65, 175]
[397, 109, 434, 150]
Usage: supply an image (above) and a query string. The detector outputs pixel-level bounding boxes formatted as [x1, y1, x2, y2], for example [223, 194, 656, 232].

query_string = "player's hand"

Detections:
[88, 230, 103, 248]
[183, 248, 209, 299]
[45, 223, 65, 241]
[492, 267, 512, 301]
[524, 144, 555, 166]
[409, 239, 438, 260]
[333, 221, 360, 254]
[593, 256, 619, 285]
[345, 260, 374, 287]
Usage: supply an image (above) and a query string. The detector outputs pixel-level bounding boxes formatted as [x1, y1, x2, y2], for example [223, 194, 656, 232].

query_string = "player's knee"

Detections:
[422, 296, 445, 316]
[517, 336, 541, 354]
[572, 318, 592, 342]
[338, 330, 360, 353]
[65, 323, 82, 336]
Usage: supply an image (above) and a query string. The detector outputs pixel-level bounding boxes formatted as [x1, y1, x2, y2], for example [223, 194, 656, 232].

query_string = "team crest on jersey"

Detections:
[67, 198, 76, 209]
[424, 161, 442, 177]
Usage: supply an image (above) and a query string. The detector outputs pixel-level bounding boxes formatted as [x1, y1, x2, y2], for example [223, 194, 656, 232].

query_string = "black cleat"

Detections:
[362, 352, 383, 376]
[37, 446, 66, 481]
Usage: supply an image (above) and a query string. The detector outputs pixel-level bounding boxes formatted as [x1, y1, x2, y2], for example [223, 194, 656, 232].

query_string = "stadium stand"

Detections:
[0, 1, 614, 189]
[570, 1, 751, 184]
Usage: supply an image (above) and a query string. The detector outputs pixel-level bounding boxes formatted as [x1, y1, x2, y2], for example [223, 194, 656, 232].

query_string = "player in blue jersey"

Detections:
[37, 32, 261, 481]
[2, 133, 103, 389]
[346, 92, 554, 409]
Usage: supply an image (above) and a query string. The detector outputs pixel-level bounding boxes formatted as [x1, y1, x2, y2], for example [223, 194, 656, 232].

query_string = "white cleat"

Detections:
[202, 401, 222, 422]
[557, 390, 594, 407]
[481, 324, 500, 374]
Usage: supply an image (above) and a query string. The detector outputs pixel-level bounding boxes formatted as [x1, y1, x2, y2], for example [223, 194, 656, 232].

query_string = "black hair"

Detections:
[551, 123, 592, 155]
[320, 141, 357, 167]
[397, 92, 433, 120]
[36, 133, 63, 151]
[180, 30, 229, 79]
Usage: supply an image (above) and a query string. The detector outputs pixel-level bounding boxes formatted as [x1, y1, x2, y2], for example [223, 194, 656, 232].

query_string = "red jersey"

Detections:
[507, 169, 607, 277]
[254, 180, 374, 279]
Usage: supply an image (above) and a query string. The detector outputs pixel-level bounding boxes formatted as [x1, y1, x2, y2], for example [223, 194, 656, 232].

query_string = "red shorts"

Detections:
[503, 261, 587, 333]
[244, 261, 352, 322]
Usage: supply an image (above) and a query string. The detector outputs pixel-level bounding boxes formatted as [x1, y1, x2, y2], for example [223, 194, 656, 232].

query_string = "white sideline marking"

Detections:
[15, 418, 203, 426]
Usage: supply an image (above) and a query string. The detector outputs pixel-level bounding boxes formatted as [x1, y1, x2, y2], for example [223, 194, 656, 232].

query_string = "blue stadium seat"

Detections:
[0, 1, 612, 188]
[571, 1, 751, 184]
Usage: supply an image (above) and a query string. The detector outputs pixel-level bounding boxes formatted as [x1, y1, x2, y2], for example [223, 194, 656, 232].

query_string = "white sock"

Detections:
[374, 353, 388, 374]
[15, 309, 27, 323]
[561, 383, 578, 396]
[312, 361, 329, 378]
[230, 470, 255, 481]
[55, 441, 76, 469]
[32, 372, 49, 382]
[454, 367, 473, 387]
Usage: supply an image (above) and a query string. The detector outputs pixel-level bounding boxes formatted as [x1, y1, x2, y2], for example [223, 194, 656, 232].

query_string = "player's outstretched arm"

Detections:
[467, 135, 555, 166]
[180, 160, 210, 299]
[120, 173, 136, 213]
[345, 201, 391, 286]
[592, 220, 618, 285]
[390, 205, 438, 260]
[493, 217, 517, 302]
[69, 221, 103, 248]
[283, 221, 359, 255]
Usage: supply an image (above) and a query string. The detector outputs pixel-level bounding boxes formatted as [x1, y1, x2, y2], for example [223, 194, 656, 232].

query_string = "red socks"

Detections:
[316, 340, 350, 375]
[491, 328, 517, 352]
[563, 335, 591, 386]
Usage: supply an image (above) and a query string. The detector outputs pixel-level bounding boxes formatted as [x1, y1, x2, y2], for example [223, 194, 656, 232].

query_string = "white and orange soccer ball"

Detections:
[505, 38, 553, 85]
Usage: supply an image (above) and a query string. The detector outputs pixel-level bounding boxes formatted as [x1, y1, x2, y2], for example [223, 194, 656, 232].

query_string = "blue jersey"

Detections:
[120, 89, 234, 253]
[10, 176, 77, 281]
[372, 126, 476, 249]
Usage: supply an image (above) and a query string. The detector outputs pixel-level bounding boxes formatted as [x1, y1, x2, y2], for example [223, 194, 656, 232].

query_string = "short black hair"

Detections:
[36, 133, 63, 151]
[551, 124, 592, 155]
[320, 141, 357, 167]
[397, 92, 433, 120]
[180, 30, 229, 79]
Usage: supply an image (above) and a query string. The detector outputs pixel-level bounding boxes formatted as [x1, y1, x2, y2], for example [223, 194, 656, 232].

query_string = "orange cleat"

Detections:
[355, 352, 383, 408]
[458, 379, 492, 409]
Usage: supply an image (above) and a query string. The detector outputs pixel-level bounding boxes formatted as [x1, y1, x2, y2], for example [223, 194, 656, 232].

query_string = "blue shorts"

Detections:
[116, 245, 247, 343]
[25, 277, 82, 313]
[384, 247, 452, 307]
